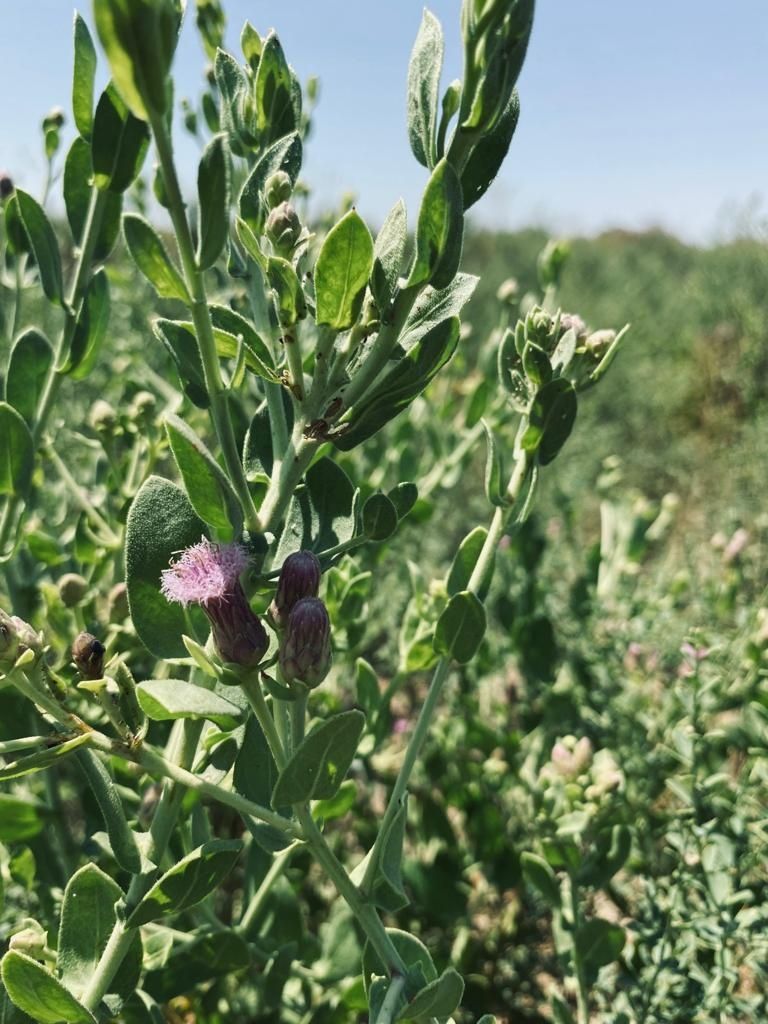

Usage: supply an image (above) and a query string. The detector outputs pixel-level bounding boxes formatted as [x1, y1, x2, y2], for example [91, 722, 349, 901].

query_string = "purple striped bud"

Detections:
[279, 597, 332, 689]
[270, 550, 322, 628]
[161, 539, 269, 668]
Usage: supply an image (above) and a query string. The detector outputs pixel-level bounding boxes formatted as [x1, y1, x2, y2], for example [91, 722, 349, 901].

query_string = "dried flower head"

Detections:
[161, 539, 268, 668]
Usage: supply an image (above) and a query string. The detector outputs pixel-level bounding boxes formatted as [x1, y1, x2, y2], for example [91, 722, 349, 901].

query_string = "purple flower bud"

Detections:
[72, 632, 105, 680]
[161, 539, 269, 669]
[279, 597, 332, 689]
[0, 172, 14, 200]
[270, 550, 322, 628]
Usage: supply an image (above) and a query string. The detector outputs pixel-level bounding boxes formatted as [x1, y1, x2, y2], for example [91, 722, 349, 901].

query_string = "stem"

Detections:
[45, 445, 121, 545]
[374, 974, 406, 1024]
[569, 876, 590, 1024]
[295, 806, 406, 977]
[291, 690, 307, 749]
[363, 455, 529, 892]
[80, 720, 205, 1011]
[237, 839, 301, 936]
[336, 286, 419, 413]
[93, 734, 301, 839]
[258, 419, 319, 533]
[0, 188, 107, 554]
[149, 110, 261, 536]
[240, 672, 286, 770]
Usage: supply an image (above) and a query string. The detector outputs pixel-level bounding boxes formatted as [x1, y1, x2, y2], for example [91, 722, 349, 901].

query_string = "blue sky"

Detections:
[1, 1, 766, 243]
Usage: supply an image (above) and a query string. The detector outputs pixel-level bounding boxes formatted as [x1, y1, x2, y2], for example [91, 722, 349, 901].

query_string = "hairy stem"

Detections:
[149, 110, 261, 536]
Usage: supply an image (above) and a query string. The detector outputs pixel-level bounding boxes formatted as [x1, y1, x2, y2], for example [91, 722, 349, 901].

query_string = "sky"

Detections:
[1, 1, 766, 244]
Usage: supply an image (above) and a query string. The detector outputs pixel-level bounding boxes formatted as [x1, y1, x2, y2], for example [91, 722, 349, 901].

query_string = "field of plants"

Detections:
[1, 1, 766, 1022]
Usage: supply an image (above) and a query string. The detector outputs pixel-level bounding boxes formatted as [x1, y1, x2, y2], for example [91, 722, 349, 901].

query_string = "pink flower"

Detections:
[161, 539, 267, 668]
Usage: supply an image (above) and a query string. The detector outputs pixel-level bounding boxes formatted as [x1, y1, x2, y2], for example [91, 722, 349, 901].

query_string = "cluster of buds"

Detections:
[161, 539, 268, 669]
[0, 610, 43, 670]
[271, 551, 332, 690]
[537, 736, 623, 827]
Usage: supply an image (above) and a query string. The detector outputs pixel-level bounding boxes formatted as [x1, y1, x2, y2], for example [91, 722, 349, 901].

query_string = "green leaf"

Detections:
[254, 31, 299, 146]
[362, 492, 398, 541]
[75, 750, 142, 874]
[399, 273, 478, 353]
[1, 952, 95, 1024]
[165, 414, 241, 539]
[313, 779, 357, 822]
[91, 85, 150, 193]
[123, 213, 189, 301]
[371, 199, 407, 313]
[72, 13, 97, 140]
[124, 475, 208, 658]
[93, 0, 181, 120]
[433, 590, 486, 664]
[8, 191, 63, 305]
[521, 378, 578, 465]
[461, 91, 520, 210]
[0, 734, 93, 783]
[214, 49, 249, 146]
[267, 256, 306, 327]
[58, 864, 142, 1003]
[577, 824, 632, 888]
[446, 526, 494, 598]
[388, 482, 419, 519]
[239, 132, 302, 233]
[63, 138, 123, 260]
[153, 320, 209, 408]
[209, 305, 277, 380]
[197, 134, 230, 269]
[362, 929, 436, 1001]
[0, 403, 33, 498]
[234, 716, 292, 853]
[272, 710, 365, 806]
[408, 159, 463, 290]
[0, 796, 45, 842]
[407, 9, 444, 168]
[5, 329, 53, 425]
[575, 918, 625, 972]
[61, 268, 110, 379]
[276, 457, 356, 560]
[397, 966, 464, 1022]
[334, 317, 460, 452]
[369, 797, 409, 912]
[482, 421, 508, 508]
[315, 210, 374, 331]
[550, 994, 576, 1024]
[521, 852, 561, 907]
[127, 840, 243, 927]
[136, 679, 243, 729]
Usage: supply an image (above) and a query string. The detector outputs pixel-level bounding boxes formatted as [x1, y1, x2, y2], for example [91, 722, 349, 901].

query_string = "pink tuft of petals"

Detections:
[160, 538, 248, 607]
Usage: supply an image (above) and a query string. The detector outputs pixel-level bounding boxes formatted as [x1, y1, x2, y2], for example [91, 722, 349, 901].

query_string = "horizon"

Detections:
[1, 2, 766, 246]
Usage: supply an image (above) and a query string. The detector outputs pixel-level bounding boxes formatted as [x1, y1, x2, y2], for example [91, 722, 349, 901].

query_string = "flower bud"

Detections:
[0, 172, 14, 200]
[270, 550, 322, 628]
[43, 107, 65, 131]
[265, 170, 293, 209]
[9, 921, 47, 958]
[209, 588, 269, 668]
[0, 611, 43, 667]
[89, 399, 117, 434]
[496, 277, 519, 305]
[585, 329, 616, 359]
[266, 202, 302, 255]
[72, 632, 105, 680]
[58, 573, 88, 608]
[128, 390, 156, 423]
[107, 582, 129, 623]
[279, 597, 332, 689]
[559, 313, 587, 339]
